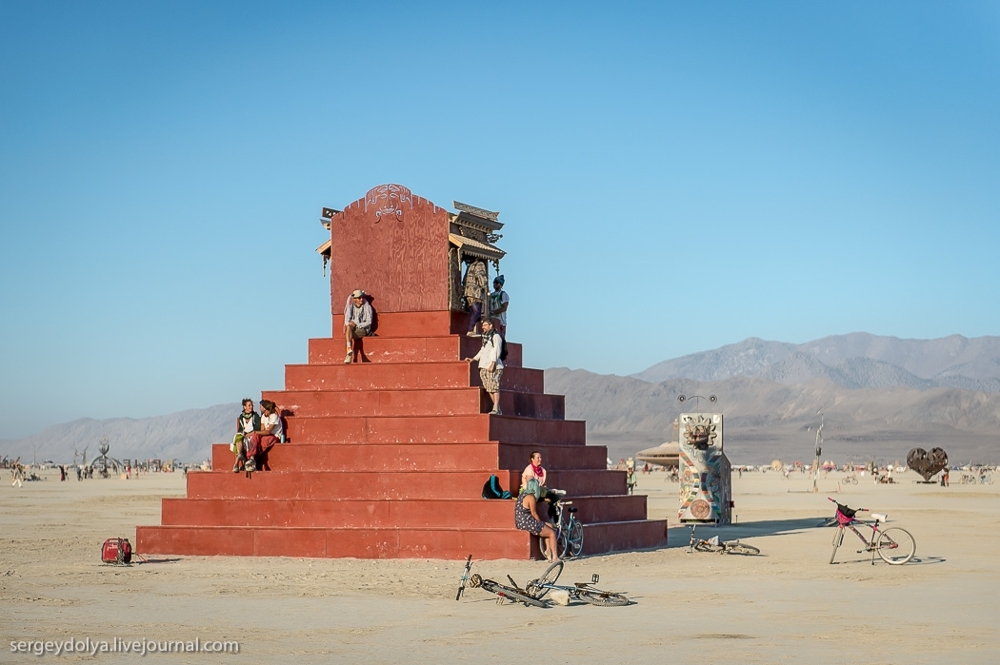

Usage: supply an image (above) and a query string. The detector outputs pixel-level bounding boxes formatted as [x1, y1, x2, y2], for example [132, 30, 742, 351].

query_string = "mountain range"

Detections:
[3, 333, 999, 466]
[632, 333, 1000, 392]
[0, 405, 237, 466]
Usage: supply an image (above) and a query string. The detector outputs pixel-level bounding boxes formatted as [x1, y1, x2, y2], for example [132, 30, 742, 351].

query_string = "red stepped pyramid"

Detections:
[136, 184, 668, 559]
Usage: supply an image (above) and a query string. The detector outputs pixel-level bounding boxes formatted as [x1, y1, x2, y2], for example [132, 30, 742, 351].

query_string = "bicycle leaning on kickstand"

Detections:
[827, 497, 916, 565]
[541, 497, 584, 561]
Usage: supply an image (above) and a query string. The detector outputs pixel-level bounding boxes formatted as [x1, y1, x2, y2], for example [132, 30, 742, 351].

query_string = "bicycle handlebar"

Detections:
[826, 497, 869, 512]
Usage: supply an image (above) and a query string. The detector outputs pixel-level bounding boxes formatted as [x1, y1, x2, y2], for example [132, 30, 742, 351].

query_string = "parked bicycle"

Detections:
[541, 498, 584, 560]
[687, 525, 760, 555]
[525, 561, 630, 606]
[827, 497, 915, 565]
[963, 472, 993, 485]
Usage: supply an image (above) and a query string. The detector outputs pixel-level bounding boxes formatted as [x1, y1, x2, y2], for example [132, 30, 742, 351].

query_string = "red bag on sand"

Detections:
[101, 538, 132, 565]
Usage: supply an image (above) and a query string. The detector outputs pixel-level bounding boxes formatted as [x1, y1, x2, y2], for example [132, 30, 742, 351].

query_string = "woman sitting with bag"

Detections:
[514, 479, 560, 562]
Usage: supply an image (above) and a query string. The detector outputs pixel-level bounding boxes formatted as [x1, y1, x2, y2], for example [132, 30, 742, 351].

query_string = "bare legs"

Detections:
[344, 323, 357, 363]
[540, 524, 559, 562]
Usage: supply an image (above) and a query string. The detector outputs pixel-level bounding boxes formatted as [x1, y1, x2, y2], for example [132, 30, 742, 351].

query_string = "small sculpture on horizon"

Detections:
[906, 447, 949, 481]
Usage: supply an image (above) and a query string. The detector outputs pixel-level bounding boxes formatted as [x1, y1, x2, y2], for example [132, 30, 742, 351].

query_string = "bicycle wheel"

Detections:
[564, 520, 584, 558]
[526, 560, 564, 599]
[577, 590, 630, 607]
[725, 542, 760, 556]
[876, 527, 915, 565]
[693, 541, 716, 553]
[830, 529, 844, 564]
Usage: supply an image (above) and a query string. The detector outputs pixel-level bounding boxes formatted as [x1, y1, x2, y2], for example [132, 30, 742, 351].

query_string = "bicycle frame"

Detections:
[827, 498, 916, 565]
[547, 499, 583, 559]
[836, 517, 885, 564]
[687, 524, 760, 555]
[526, 569, 630, 606]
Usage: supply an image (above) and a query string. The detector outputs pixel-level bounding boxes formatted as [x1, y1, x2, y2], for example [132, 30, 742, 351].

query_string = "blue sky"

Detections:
[2, 2, 998, 439]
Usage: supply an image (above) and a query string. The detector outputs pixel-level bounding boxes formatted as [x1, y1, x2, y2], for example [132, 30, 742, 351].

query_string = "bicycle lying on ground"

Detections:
[827, 497, 915, 565]
[541, 497, 584, 560]
[466, 572, 548, 608]
[687, 525, 761, 555]
[525, 561, 631, 606]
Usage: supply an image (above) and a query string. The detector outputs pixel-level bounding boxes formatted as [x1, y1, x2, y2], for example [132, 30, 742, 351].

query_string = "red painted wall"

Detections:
[330, 184, 451, 320]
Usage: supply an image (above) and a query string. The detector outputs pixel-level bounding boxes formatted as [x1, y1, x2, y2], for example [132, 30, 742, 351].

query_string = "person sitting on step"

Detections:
[243, 399, 283, 473]
[521, 450, 564, 520]
[514, 479, 560, 562]
[343, 289, 373, 363]
[233, 398, 261, 473]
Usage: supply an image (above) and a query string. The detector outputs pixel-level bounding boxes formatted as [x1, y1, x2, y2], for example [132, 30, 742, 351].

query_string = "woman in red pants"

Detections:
[243, 400, 283, 472]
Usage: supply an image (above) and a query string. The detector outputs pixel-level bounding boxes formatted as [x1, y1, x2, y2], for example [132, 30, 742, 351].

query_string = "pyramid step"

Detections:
[262, 388, 564, 420]
[135, 525, 534, 559]
[284, 414, 586, 445]
[332, 311, 466, 339]
[309, 336, 522, 368]
[580, 519, 669, 555]
[159, 495, 649, 528]
[212, 441, 609, 473]
[284, 363, 543, 393]
[135, 520, 668, 560]
[186, 469, 627, 500]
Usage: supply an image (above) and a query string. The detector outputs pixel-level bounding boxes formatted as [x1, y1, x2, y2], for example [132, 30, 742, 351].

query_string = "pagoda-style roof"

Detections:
[448, 232, 506, 262]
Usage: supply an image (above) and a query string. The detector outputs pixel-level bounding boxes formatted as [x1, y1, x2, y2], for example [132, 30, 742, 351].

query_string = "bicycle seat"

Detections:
[871, 513, 887, 522]
[569, 507, 578, 514]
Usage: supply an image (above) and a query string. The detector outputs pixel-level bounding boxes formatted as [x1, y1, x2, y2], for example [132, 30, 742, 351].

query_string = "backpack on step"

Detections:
[482, 475, 511, 499]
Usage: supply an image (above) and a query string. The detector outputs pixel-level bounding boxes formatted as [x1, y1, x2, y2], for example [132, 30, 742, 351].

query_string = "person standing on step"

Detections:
[489, 274, 509, 338]
[470, 318, 503, 415]
[344, 289, 373, 363]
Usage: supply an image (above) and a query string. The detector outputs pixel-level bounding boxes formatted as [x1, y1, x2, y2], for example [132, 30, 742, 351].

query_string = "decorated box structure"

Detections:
[678, 412, 732, 524]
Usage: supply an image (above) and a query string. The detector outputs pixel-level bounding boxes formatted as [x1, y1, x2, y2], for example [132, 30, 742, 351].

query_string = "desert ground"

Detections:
[2, 468, 997, 664]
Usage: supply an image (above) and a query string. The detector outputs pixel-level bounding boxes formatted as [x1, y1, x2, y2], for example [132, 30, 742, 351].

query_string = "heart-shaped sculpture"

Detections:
[906, 447, 949, 481]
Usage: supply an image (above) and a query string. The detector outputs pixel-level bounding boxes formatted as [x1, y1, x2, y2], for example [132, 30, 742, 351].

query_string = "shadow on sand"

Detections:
[664, 516, 825, 549]
[830, 555, 945, 567]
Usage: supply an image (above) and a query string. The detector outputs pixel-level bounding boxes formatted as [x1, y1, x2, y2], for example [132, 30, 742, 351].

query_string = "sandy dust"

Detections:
[1, 468, 997, 664]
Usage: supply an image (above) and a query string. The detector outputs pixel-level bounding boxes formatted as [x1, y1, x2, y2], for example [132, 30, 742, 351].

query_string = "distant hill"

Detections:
[632, 333, 1000, 392]
[5, 333, 1000, 467]
[0, 404, 237, 465]
[544, 368, 1000, 465]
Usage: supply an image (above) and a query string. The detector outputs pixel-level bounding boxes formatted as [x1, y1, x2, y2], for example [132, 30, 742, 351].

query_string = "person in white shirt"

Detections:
[243, 400, 284, 472]
[522, 451, 546, 488]
[470, 318, 503, 415]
